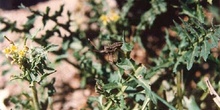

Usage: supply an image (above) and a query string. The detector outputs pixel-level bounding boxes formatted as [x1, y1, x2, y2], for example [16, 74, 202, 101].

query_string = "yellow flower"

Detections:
[18, 46, 28, 58]
[2, 47, 11, 55]
[100, 15, 110, 26]
[18, 50, 26, 58]
[2, 44, 18, 56]
[99, 11, 120, 25]
[109, 11, 120, 22]
[24, 46, 29, 52]
[9, 44, 18, 53]
[2, 37, 29, 67]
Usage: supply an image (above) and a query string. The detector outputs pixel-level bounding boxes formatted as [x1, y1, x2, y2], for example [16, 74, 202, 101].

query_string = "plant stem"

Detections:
[104, 101, 112, 110]
[49, 97, 53, 110]
[104, 85, 127, 110]
[177, 70, 183, 110]
[31, 82, 41, 110]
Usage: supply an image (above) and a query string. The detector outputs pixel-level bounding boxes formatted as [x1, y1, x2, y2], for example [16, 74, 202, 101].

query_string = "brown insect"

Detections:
[88, 38, 123, 63]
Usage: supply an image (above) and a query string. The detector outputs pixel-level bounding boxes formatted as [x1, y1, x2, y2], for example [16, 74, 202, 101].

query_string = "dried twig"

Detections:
[204, 77, 220, 108]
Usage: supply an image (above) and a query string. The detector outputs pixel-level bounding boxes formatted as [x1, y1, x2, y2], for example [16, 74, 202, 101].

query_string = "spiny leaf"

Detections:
[210, 30, 220, 48]
[116, 58, 134, 70]
[119, 95, 126, 109]
[200, 40, 211, 61]
[186, 46, 199, 70]
[179, 18, 195, 42]
[181, 18, 199, 39]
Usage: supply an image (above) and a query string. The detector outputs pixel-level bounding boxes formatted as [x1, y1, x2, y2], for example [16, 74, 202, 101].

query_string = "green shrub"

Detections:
[1, 0, 220, 109]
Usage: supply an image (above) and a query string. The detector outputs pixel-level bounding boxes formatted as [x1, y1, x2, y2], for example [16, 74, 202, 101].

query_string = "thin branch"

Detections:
[204, 77, 220, 108]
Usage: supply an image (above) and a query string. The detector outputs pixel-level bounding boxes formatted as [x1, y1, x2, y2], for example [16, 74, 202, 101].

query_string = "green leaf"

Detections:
[184, 19, 200, 39]
[165, 30, 173, 50]
[135, 93, 145, 102]
[119, 95, 126, 109]
[186, 46, 199, 70]
[55, 54, 68, 62]
[108, 70, 122, 83]
[102, 82, 122, 90]
[181, 4, 195, 18]
[184, 96, 200, 110]
[39, 70, 56, 83]
[92, 62, 103, 75]
[70, 41, 83, 50]
[173, 58, 181, 72]
[197, 79, 207, 91]
[116, 58, 134, 70]
[45, 7, 50, 15]
[124, 80, 138, 88]
[135, 65, 147, 76]
[196, 5, 205, 23]
[2, 69, 10, 76]
[121, 39, 133, 52]
[201, 40, 211, 61]
[88, 96, 99, 103]
[157, 0, 167, 12]
[146, 61, 172, 79]
[127, 74, 176, 110]
[180, 18, 196, 41]
[127, 73, 156, 104]
[44, 44, 58, 51]
[210, 34, 219, 48]
[62, 39, 70, 50]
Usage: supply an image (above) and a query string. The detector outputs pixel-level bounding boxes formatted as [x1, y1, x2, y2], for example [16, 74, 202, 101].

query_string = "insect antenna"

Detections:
[87, 38, 100, 52]
[4, 36, 14, 45]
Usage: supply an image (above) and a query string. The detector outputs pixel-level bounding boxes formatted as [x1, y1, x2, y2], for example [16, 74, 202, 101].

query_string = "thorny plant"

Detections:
[2, 36, 56, 110]
[1, 0, 220, 110]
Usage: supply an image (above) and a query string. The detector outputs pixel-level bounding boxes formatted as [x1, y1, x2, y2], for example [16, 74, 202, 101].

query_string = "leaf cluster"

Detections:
[163, 18, 220, 72]
[1, 0, 220, 110]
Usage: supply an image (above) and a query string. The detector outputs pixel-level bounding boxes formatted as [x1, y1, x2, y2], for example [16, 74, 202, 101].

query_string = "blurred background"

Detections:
[0, 0, 48, 10]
